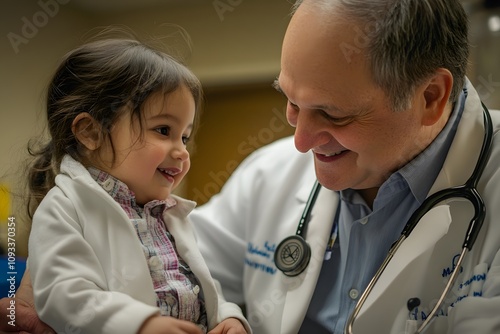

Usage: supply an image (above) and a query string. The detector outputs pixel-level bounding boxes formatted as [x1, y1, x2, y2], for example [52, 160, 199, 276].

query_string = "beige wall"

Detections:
[0, 0, 293, 256]
[1, 1, 95, 256]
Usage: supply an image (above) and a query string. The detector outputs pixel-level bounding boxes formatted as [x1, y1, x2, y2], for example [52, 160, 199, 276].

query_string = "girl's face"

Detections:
[96, 85, 195, 205]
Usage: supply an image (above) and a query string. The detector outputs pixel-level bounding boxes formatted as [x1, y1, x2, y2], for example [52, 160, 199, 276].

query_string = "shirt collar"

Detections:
[399, 88, 467, 204]
[87, 167, 176, 218]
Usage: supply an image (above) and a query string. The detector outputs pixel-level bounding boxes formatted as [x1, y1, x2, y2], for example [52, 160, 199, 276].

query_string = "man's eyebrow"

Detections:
[272, 78, 336, 111]
[272, 78, 356, 114]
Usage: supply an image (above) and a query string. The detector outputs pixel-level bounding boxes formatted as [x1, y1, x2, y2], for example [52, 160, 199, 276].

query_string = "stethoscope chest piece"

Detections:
[274, 235, 311, 277]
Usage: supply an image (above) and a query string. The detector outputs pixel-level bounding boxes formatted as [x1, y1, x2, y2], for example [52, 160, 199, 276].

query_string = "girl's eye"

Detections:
[155, 127, 170, 136]
[182, 136, 190, 145]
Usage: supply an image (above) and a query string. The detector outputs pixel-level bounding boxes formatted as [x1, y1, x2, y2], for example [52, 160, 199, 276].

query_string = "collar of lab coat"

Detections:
[429, 78, 485, 193]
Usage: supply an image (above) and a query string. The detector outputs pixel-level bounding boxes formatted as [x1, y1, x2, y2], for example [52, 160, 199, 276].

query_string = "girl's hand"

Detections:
[139, 316, 203, 334]
[207, 318, 248, 334]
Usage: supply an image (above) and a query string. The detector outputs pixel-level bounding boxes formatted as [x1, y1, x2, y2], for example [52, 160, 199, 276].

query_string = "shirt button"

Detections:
[102, 178, 114, 191]
[349, 288, 359, 300]
[148, 256, 162, 269]
[359, 217, 369, 225]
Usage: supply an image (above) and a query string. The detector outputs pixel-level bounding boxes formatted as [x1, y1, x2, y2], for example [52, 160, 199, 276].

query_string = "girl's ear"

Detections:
[72, 113, 103, 151]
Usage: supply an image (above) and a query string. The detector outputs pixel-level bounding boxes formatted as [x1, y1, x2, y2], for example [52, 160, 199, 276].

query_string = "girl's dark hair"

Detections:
[27, 36, 203, 218]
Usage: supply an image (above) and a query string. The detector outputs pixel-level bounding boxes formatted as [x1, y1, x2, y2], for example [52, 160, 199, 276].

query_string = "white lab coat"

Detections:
[192, 81, 500, 334]
[28, 156, 250, 334]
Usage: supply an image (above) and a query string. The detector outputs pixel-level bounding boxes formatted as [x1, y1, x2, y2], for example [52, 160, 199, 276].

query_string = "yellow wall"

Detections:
[187, 84, 293, 205]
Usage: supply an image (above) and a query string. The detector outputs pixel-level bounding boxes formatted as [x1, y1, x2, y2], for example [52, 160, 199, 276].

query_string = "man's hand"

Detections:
[0, 269, 55, 334]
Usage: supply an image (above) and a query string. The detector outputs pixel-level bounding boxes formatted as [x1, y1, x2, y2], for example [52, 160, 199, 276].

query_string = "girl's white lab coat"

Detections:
[192, 81, 500, 334]
[28, 156, 250, 334]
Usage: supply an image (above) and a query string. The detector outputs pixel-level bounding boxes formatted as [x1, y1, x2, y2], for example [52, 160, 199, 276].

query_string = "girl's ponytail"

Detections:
[27, 140, 57, 219]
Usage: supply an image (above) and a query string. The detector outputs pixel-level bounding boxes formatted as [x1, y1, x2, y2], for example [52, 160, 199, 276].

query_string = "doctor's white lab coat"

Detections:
[192, 81, 500, 334]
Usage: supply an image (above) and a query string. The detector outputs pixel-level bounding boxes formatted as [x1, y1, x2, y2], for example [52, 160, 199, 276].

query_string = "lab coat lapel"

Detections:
[162, 197, 220, 328]
[429, 79, 485, 193]
[280, 186, 339, 334]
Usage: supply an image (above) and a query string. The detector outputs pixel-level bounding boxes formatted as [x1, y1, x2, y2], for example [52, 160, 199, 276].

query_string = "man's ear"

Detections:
[72, 112, 102, 151]
[421, 68, 453, 126]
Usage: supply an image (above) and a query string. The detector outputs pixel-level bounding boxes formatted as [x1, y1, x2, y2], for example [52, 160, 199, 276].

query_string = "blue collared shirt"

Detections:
[299, 90, 467, 334]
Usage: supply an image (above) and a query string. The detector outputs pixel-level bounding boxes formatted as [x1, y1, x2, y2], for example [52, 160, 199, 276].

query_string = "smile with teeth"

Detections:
[158, 168, 179, 176]
[314, 149, 348, 162]
[318, 150, 345, 158]
[322, 151, 345, 157]
[158, 168, 181, 182]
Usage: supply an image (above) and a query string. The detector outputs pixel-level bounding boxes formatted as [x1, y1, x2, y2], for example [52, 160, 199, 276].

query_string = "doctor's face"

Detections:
[277, 4, 427, 193]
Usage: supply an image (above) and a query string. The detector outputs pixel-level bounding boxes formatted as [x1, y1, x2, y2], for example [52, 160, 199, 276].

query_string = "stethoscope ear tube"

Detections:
[462, 103, 493, 250]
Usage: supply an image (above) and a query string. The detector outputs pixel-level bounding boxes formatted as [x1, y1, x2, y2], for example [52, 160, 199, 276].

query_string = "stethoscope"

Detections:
[274, 104, 494, 333]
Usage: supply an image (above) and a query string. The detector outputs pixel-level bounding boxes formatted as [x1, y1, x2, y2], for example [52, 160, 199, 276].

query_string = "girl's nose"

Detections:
[172, 143, 189, 162]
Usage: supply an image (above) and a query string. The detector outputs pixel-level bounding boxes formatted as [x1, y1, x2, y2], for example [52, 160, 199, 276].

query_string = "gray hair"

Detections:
[293, 0, 470, 112]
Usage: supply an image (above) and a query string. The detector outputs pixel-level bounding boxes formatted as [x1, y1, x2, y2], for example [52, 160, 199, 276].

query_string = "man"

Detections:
[192, 0, 500, 333]
[3, 0, 500, 333]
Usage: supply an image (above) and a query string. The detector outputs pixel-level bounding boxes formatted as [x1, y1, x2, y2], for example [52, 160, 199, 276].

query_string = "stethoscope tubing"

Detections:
[401, 103, 492, 250]
[297, 181, 322, 237]
[344, 104, 493, 334]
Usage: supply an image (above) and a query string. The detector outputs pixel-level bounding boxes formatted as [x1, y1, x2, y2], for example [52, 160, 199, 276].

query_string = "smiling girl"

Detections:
[26, 36, 250, 334]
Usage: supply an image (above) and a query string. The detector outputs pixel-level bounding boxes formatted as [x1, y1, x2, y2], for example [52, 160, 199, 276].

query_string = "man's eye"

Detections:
[155, 127, 170, 136]
[322, 112, 353, 126]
